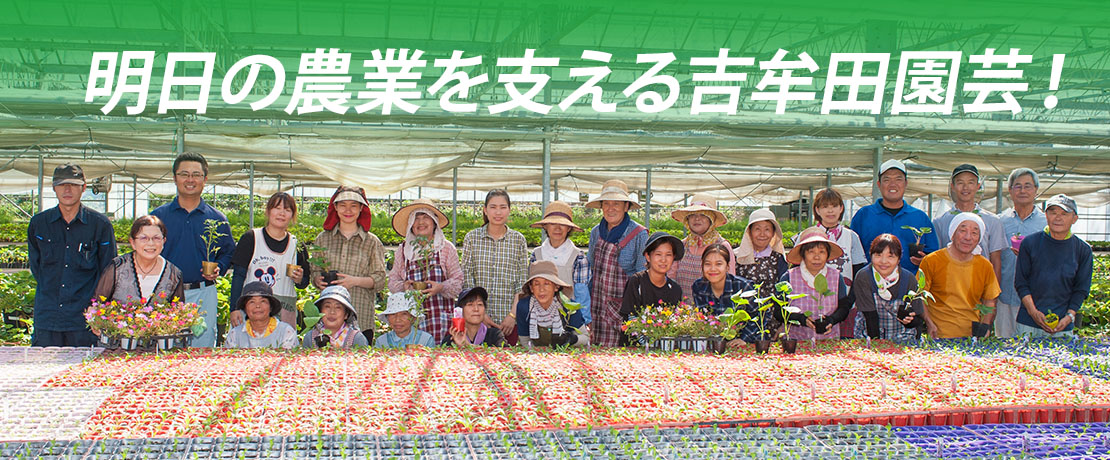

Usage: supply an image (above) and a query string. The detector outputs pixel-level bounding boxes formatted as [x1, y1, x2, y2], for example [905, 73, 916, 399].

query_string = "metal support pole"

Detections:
[928, 193, 934, 218]
[418, 186, 422, 198]
[552, 179, 559, 202]
[176, 116, 185, 155]
[248, 162, 255, 228]
[644, 167, 652, 232]
[871, 140, 883, 201]
[451, 168, 459, 243]
[542, 127, 551, 212]
[808, 186, 815, 226]
[995, 179, 1003, 214]
[826, 169, 832, 189]
[132, 176, 138, 219]
[276, 176, 282, 193]
[36, 153, 44, 213]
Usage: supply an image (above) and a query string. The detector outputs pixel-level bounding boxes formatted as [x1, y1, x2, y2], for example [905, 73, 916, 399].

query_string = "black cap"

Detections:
[644, 231, 685, 261]
[456, 287, 488, 310]
[951, 164, 980, 181]
[52, 164, 86, 187]
[236, 281, 282, 317]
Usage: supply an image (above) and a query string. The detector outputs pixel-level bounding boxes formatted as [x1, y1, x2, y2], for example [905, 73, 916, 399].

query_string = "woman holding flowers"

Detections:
[94, 215, 184, 306]
[620, 232, 683, 346]
[387, 198, 463, 344]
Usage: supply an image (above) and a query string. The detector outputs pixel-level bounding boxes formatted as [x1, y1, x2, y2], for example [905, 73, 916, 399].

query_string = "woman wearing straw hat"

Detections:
[734, 208, 789, 299]
[668, 193, 736, 300]
[514, 261, 590, 348]
[586, 180, 648, 347]
[779, 227, 852, 341]
[387, 198, 464, 344]
[529, 201, 591, 326]
[310, 186, 387, 342]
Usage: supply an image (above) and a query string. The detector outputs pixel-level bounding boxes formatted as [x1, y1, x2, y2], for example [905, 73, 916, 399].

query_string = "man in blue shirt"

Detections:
[27, 164, 117, 347]
[1014, 194, 1093, 338]
[151, 153, 235, 347]
[995, 168, 1047, 338]
[850, 159, 939, 272]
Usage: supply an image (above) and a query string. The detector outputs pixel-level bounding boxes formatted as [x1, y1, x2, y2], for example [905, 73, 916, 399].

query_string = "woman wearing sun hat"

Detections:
[586, 179, 648, 347]
[514, 261, 590, 348]
[387, 198, 464, 344]
[668, 193, 736, 300]
[374, 290, 437, 348]
[310, 185, 387, 341]
[529, 201, 591, 325]
[224, 281, 299, 349]
[302, 285, 369, 348]
[779, 227, 853, 341]
[734, 208, 789, 299]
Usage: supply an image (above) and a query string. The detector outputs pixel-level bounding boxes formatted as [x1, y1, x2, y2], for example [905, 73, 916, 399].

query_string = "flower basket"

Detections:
[648, 336, 723, 353]
[86, 293, 203, 353]
[151, 331, 192, 351]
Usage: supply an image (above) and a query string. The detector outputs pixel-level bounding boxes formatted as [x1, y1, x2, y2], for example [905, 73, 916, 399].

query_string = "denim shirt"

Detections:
[28, 205, 117, 331]
[998, 207, 1046, 305]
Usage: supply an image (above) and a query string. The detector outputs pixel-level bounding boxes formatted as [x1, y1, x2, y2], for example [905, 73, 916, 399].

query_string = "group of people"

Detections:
[27, 153, 1094, 350]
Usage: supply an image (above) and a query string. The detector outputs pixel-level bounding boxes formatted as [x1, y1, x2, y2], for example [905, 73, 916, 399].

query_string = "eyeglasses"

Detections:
[175, 172, 206, 179]
[1010, 184, 1037, 191]
[135, 236, 164, 244]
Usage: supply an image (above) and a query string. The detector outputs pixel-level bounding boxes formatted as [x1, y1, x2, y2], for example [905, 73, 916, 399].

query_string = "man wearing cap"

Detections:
[932, 164, 1007, 286]
[1014, 194, 1093, 338]
[996, 168, 1047, 338]
[918, 213, 1001, 339]
[586, 179, 648, 347]
[668, 194, 735, 301]
[27, 164, 118, 347]
[311, 186, 388, 342]
[151, 152, 235, 348]
[850, 159, 939, 271]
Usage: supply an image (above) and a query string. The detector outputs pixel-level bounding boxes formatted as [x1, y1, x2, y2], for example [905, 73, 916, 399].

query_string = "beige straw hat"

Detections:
[530, 201, 583, 233]
[670, 193, 727, 228]
[391, 198, 449, 236]
[585, 179, 642, 210]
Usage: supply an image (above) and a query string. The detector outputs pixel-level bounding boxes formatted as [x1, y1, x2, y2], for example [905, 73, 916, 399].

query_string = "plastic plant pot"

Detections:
[780, 339, 798, 354]
[754, 340, 773, 354]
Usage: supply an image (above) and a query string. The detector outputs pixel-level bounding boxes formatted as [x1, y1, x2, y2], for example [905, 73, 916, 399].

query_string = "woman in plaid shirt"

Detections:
[461, 190, 529, 344]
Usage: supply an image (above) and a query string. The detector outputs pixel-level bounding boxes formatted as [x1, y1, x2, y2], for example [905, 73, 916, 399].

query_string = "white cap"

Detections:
[879, 159, 907, 176]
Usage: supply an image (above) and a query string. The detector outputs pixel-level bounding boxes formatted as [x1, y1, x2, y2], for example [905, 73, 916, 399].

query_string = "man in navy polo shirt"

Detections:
[850, 159, 939, 271]
[1014, 194, 1093, 338]
[151, 152, 235, 347]
[28, 164, 117, 347]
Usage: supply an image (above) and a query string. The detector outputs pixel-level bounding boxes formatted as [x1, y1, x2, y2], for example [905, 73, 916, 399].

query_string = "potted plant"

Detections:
[86, 292, 203, 352]
[200, 219, 228, 277]
[732, 285, 775, 353]
[716, 304, 752, 354]
[769, 281, 810, 354]
[971, 303, 994, 337]
[307, 244, 338, 285]
[900, 271, 935, 321]
[1010, 232, 1024, 252]
[900, 225, 933, 259]
[408, 235, 435, 291]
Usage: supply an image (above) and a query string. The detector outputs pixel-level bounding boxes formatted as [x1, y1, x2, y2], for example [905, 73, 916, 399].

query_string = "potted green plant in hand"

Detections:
[901, 225, 933, 260]
[900, 271, 935, 321]
[971, 303, 994, 338]
[408, 235, 435, 291]
[307, 244, 337, 285]
[200, 219, 227, 277]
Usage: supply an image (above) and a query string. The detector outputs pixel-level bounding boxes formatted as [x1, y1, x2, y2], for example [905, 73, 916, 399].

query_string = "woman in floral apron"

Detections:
[388, 198, 463, 344]
[586, 180, 648, 347]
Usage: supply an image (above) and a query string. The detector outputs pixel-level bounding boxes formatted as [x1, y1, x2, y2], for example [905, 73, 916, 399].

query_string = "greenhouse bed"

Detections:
[4, 423, 1110, 459]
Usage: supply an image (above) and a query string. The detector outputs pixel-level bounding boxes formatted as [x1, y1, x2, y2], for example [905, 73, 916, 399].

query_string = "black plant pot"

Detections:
[712, 337, 728, 354]
[971, 321, 990, 338]
[754, 340, 773, 354]
[322, 270, 339, 285]
[897, 303, 913, 321]
[908, 243, 926, 259]
[780, 338, 798, 354]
